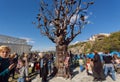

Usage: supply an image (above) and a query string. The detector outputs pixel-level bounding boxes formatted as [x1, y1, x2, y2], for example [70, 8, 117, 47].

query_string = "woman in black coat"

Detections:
[93, 51, 104, 81]
[42, 55, 48, 82]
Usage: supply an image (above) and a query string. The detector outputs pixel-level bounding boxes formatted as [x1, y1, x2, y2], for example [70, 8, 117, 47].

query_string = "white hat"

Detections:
[38, 52, 44, 58]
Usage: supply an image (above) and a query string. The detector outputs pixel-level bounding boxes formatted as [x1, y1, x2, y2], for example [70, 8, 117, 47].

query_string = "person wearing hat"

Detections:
[0, 45, 16, 82]
[39, 52, 44, 77]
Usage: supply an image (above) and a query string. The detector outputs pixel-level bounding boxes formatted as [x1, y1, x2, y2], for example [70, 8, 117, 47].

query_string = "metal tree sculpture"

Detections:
[36, 0, 94, 77]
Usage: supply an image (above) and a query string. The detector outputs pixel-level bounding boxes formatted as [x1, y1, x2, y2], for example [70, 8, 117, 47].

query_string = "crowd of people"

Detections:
[77, 50, 120, 81]
[0, 45, 56, 82]
[0, 45, 120, 82]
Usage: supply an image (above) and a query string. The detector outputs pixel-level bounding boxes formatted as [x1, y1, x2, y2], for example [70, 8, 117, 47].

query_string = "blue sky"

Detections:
[0, 0, 120, 51]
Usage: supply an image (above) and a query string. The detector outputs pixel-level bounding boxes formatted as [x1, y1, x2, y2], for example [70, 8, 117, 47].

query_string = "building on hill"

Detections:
[88, 33, 110, 41]
[0, 34, 32, 55]
[69, 33, 110, 54]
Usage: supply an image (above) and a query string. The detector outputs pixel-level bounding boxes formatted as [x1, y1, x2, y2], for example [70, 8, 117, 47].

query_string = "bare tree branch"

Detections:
[36, 0, 94, 45]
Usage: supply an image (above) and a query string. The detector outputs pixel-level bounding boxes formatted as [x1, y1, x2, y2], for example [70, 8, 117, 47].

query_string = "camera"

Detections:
[13, 58, 18, 64]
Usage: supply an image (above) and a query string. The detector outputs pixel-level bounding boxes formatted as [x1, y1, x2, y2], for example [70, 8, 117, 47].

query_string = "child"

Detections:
[86, 58, 93, 75]
[17, 59, 29, 82]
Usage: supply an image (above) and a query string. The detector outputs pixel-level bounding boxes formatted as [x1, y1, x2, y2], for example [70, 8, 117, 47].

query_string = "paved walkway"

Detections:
[32, 67, 120, 82]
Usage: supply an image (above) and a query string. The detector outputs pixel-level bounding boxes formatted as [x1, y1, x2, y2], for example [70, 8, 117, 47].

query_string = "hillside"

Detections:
[69, 31, 120, 54]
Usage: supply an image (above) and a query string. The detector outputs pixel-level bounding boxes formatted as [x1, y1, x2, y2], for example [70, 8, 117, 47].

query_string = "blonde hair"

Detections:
[0, 45, 11, 52]
[39, 52, 44, 58]
[10, 54, 15, 58]
[24, 53, 28, 57]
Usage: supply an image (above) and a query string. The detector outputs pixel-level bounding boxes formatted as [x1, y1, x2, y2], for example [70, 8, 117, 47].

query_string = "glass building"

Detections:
[0, 34, 32, 55]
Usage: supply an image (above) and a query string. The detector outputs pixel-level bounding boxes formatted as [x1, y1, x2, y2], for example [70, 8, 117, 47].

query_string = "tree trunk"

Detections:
[56, 44, 68, 77]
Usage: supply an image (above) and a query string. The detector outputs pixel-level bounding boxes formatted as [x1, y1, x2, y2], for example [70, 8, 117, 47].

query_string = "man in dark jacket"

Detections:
[103, 51, 116, 81]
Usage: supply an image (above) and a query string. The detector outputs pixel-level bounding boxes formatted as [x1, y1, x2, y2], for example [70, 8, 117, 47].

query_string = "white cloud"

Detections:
[19, 37, 35, 44]
[70, 41, 80, 45]
[49, 22, 54, 26]
[32, 46, 55, 52]
[45, 47, 55, 51]
[84, 15, 89, 20]
[70, 14, 80, 23]
[70, 14, 89, 24]
[89, 12, 93, 15]
[87, 20, 94, 24]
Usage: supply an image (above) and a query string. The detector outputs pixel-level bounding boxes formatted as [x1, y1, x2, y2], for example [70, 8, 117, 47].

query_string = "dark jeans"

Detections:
[40, 67, 43, 77]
